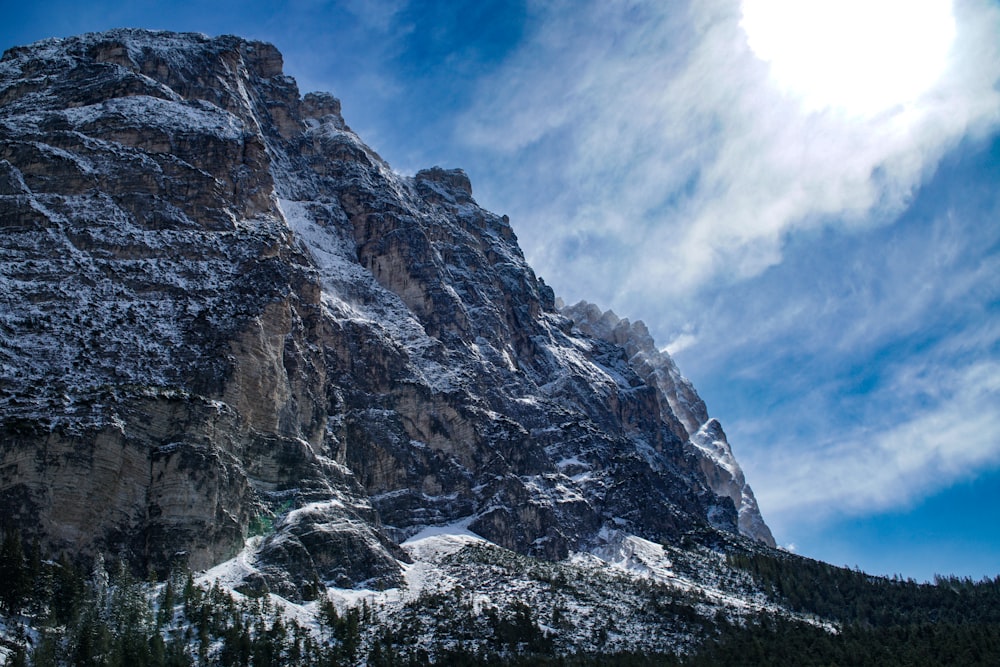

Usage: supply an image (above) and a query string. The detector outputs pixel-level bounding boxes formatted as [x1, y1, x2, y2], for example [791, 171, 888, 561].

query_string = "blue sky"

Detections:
[3, 0, 998, 582]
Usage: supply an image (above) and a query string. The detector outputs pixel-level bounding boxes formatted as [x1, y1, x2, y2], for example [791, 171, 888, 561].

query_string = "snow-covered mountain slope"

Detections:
[0, 29, 774, 601]
[196, 521, 812, 661]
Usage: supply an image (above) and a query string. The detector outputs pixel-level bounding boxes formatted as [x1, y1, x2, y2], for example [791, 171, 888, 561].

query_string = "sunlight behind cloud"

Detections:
[461, 0, 999, 306]
[741, 0, 956, 116]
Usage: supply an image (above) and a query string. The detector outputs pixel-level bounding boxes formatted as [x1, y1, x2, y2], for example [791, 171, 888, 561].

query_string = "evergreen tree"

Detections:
[0, 529, 30, 613]
[51, 552, 86, 625]
[158, 577, 175, 628]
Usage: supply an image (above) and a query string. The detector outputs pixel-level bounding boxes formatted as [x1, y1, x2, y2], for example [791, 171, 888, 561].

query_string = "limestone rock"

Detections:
[0, 29, 775, 598]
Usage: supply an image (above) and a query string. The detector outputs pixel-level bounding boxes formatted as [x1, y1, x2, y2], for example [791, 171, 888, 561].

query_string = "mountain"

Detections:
[0, 28, 774, 591]
[2, 29, 998, 666]
[0, 27, 885, 663]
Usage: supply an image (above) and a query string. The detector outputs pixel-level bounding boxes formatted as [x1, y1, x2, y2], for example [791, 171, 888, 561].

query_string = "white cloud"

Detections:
[663, 329, 698, 356]
[459, 0, 1000, 304]
[745, 357, 1000, 531]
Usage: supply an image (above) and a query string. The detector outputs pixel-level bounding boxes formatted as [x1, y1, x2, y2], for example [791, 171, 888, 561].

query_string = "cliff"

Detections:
[0, 29, 773, 599]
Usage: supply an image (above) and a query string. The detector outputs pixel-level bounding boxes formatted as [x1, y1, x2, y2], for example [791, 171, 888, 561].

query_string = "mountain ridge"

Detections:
[0, 27, 769, 599]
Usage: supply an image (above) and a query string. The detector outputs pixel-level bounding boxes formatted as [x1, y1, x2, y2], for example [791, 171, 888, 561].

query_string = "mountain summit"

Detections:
[0, 29, 772, 599]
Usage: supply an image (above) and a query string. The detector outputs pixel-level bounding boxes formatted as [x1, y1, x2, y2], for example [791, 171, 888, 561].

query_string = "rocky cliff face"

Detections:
[0, 29, 773, 596]
[560, 301, 776, 547]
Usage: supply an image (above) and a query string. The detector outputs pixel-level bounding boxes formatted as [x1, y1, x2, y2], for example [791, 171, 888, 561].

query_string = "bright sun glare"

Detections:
[740, 0, 956, 116]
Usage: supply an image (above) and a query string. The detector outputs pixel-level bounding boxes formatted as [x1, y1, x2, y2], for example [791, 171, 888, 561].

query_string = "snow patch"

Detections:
[401, 517, 486, 561]
[590, 532, 675, 582]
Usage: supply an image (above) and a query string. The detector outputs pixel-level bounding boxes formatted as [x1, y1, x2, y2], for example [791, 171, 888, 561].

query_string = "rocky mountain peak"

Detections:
[415, 166, 474, 200]
[562, 301, 775, 547]
[0, 29, 774, 598]
[561, 301, 708, 437]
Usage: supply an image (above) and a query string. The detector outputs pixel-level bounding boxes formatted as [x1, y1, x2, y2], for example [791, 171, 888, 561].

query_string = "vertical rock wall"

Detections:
[0, 30, 774, 595]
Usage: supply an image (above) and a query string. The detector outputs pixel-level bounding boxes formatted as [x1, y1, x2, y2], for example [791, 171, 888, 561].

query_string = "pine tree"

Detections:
[0, 529, 30, 613]
[52, 553, 85, 625]
[318, 594, 339, 642]
[158, 577, 175, 627]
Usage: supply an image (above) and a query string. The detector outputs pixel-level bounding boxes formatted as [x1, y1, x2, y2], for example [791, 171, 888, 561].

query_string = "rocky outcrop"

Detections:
[689, 419, 775, 547]
[0, 29, 773, 596]
[561, 301, 775, 547]
[0, 29, 401, 591]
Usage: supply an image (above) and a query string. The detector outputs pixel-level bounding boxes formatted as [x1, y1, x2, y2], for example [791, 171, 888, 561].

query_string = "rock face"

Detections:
[0, 29, 774, 595]
[560, 302, 776, 547]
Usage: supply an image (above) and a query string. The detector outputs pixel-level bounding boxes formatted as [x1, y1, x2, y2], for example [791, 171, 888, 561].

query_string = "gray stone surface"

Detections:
[0, 29, 774, 598]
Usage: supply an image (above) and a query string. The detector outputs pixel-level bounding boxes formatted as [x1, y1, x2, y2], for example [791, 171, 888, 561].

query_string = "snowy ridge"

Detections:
[689, 420, 776, 547]
[193, 522, 817, 660]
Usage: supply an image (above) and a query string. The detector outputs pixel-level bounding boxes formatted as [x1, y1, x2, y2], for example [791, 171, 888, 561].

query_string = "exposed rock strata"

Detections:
[560, 301, 776, 547]
[0, 29, 774, 596]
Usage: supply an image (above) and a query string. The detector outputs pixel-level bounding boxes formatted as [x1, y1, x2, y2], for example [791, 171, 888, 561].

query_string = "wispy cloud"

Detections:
[746, 355, 1000, 530]
[674, 193, 1000, 380]
[459, 0, 1000, 303]
[680, 194, 1000, 533]
[339, 0, 408, 32]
